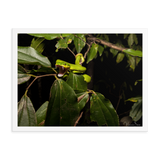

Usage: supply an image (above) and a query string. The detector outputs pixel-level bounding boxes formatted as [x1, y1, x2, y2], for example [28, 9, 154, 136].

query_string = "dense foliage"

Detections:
[18, 33, 142, 126]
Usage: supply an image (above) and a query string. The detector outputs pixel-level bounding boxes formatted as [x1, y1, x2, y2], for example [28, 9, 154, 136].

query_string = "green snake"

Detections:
[55, 53, 91, 83]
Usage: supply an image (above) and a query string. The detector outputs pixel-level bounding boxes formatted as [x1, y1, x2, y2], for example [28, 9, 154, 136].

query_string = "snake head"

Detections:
[55, 59, 70, 77]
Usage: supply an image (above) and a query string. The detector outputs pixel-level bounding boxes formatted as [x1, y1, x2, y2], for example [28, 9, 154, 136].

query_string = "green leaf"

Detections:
[36, 101, 48, 125]
[126, 54, 136, 71]
[45, 79, 79, 126]
[31, 37, 45, 54]
[134, 79, 142, 86]
[87, 43, 99, 63]
[129, 99, 142, 122]
[61, 34, 72, 37]
[18, 64, 31, 85]
[66, 72, 87, 91]
[74, 34, 86, 53]
[128, 34, 134, 47]
[110, 48, 119, 57]
[29, 34, 61, 40]
[18, 46, 51, 67]
[76, 91, 89, 111]
[126, 96, 142, 102]
[98, 45, 104, 56]
[90, 92, 119, 126]
[133, 34, 138, 45]
[123, 49, 142, 57]
[124, 34, 128, 39]
[116, 53, 125, 63]
[18, 94, 37, 126]
[55, 39, 68, 51]
[30, 66, 55, 74]
[65, 34, 74, 44]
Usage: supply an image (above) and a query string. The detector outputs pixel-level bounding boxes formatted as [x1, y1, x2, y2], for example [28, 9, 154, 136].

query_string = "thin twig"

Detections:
[73, 34, 92, 59]
[84, 42, 92, 59]
[119, 110, 131, 116]
[116, 94, 122, 111]
[67, 47, 76, 57]
[26, 74, 57, 91]
[73, 34, 89, 45]
[60, 36, 76, 57]
[74, 112, 83, 126]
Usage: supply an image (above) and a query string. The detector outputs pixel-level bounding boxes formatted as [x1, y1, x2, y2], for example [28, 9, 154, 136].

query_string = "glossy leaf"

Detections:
[55, 39, 68, 51]
[18, 94, 37, 126]
[76, 91, 89, 111]
[116, 53, 125, 63]
[129, 99, 142, 122]
[98, 45, 104, 56]
[123, 49, 142, 57]
[87, 43, 99, 63]
[74, 34, 86, 53]
[90, 92, 119, 126]
[31, 37, 45, 54]
[65, 34, 74, 44]
[61, 34, 72, 37]
[36, 101, 48, 125]
[110, 48, 119, 57]
[29, 34, 61, 40]
[18, 46, 51, 67]
[45, 79, 79, 126]
[30, 66, 55, 74]
[134, 79, 142, 86]
[126, 96, 142, 102]
[128, 34, 134, 47]
[133, 34, 138, 44]
[66, 72, 87, 91]
[126, 54, 136, 71]
[18, 65, 31, 84]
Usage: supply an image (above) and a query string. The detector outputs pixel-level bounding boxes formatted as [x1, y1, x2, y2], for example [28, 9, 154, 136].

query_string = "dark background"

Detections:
[18, 34, 142, 126]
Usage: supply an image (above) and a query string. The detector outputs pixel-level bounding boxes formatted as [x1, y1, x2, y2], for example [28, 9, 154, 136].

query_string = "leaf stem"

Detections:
[26, 74, 57, 91]
[73, 34, 92, 59]
[74, 112, 83, 126]
[60, 36, 76, 57]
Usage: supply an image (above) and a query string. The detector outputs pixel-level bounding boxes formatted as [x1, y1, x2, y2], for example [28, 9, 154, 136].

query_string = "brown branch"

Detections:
[74, 112, 83, 126]
[26, 74, 57, 91]
[60, 36, 76, 57]
[87, 36, 127, 52]
[73, 34, 92, 59]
